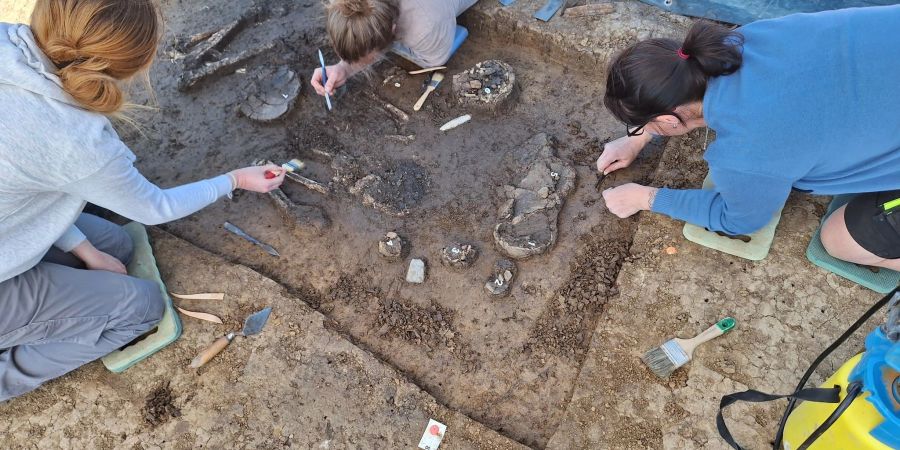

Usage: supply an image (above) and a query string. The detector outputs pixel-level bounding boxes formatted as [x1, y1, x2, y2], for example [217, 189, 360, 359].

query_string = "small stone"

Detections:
[485, 259, 517, 297]
[378, 232, 403, 259]
[406, 259, 426, 283]
[440, 242, 478, 270]
[538, 186, 550, 199]
[468, 80, 482, 89]
[394, 82, 401, 88]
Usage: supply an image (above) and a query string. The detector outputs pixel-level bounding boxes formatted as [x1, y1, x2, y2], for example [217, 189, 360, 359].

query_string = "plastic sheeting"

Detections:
[638, 0, 899, 24]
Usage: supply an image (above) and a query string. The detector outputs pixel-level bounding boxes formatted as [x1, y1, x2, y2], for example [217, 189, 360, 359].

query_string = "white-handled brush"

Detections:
[414, 72, 444, 111]
[641, 317, 736, 379]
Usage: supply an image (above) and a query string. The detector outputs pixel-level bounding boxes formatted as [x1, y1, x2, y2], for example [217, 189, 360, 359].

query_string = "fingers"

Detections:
[601, 186, 632, 218]
[324, 76, 337, 96]
[267, 170, 286, 192]
[603, 160, 630, 175]
[595, 154, 611, 174]
[112, 260, 127, 275]
[256, 164, 285, 192]
[310, 68, 326, 96]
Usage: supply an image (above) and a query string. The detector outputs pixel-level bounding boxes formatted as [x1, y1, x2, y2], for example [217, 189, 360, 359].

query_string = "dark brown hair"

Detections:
[604, 22, 744, 127]
[326, 0, 399, 63]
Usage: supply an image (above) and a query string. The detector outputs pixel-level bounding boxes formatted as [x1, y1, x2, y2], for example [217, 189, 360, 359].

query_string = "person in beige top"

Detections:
[311, 0, 476, 97]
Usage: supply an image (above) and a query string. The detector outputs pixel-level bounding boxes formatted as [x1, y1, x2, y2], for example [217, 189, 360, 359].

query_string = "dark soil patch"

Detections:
[349, 160, 430, 216]
[571, 136, 612, 167]
[142, 382, 180, 427]
[526, 235, 633, 360]
[374, 296, 479, 371]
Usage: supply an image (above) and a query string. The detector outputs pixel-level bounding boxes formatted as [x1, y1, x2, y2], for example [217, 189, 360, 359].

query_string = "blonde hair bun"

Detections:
[326, 0, 398, 63]
[31, 0, 160, 114]
[332, 0, 373, 17]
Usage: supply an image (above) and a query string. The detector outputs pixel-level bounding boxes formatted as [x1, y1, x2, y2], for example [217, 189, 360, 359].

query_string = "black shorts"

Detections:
[845, 190, 900, 260]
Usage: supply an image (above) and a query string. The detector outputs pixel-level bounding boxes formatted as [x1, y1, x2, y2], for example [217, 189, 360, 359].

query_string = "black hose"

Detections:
[772, 287, 898, 448]
[797, 381, 863, 450]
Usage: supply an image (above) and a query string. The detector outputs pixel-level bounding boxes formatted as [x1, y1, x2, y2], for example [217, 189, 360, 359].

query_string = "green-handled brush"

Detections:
[641, 317, 736, 379]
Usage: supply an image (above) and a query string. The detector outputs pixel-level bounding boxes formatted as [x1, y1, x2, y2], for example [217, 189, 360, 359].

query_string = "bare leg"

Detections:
[821, 205, 900, 271]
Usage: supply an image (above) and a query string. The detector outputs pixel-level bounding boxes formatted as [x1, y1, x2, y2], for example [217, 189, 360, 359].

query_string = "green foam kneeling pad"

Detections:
[806, 195, 900, 294]
[682, 174, 782, 261]
[101, 222, 181, 373]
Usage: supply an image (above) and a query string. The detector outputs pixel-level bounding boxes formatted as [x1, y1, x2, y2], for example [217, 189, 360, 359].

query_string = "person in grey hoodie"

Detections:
[0, 0, 287, 402]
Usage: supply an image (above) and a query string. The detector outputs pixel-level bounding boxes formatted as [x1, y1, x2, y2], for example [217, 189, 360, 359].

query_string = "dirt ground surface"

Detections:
[0, 229, 525, 449]
[0, 1, 889, 449]
[545, 130, 884, 450]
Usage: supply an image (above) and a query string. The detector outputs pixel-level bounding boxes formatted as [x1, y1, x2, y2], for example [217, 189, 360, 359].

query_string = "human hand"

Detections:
[311, 63, 349, 96]
[229, 165, 285, 193]
[595, 134, 650, 175]
[602, 183, 658, 218]
[72, 241, 127, 274]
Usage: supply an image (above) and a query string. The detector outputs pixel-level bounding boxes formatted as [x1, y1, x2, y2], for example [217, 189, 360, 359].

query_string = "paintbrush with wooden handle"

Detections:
[414, 73, 444, 111]
[641, 317, 736, 378]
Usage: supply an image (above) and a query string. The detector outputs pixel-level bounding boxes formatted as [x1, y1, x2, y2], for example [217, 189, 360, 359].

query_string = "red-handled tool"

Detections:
[264, 159, 305, 179]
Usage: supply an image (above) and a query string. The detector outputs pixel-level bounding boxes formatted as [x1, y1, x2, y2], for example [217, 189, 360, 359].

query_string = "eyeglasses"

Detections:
[625, 112, 677, 137]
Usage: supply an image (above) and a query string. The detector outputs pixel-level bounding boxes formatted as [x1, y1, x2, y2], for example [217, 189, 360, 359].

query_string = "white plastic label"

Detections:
[418, 419, 446, 450]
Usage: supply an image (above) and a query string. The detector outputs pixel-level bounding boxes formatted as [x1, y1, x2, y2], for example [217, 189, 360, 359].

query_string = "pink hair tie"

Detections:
[676, 48, 690, 60]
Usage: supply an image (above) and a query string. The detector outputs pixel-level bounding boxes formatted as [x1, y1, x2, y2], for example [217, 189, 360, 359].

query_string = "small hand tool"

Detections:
[318, 49, 333, 111]
[264, 158, 305, 179]
[414, 73, 444, 111]
[223, 222, 280, 256]
[190, 307, 272, 368]
[641, 317, 736, 379]
[534, 0, 565, 21]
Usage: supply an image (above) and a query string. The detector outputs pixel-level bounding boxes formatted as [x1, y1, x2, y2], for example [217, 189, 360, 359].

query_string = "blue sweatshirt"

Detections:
[652, 5, 900, 235]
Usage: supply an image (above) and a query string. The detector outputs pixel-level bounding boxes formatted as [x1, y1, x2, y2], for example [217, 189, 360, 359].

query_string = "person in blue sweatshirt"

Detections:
[597, 6, 900, 271]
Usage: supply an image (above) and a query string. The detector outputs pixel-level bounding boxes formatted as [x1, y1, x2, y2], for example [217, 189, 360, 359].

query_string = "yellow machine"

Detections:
[782, 327, 900, 450]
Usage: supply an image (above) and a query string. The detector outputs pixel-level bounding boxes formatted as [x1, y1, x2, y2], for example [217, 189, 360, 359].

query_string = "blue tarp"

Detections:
[638, 0, 899, 24]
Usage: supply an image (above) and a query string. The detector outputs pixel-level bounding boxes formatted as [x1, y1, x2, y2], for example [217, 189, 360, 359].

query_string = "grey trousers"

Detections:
[0, 214, 164, 402]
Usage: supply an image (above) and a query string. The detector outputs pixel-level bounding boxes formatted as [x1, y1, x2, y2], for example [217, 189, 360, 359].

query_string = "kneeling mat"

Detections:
[101, 222, 182, 372]
[806, 195, 900, 294]
[682, 174, 782, 261]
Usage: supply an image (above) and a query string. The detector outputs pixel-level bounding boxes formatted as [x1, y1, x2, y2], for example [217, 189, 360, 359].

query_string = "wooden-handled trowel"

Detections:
[190, 307, 272, 368]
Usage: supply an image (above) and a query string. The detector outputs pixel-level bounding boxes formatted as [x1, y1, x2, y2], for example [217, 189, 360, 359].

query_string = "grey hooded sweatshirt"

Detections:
[0, 23, 233, 283]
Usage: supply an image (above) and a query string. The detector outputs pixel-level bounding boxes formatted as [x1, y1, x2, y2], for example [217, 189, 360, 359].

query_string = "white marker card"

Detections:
[417, 419, 447, 450]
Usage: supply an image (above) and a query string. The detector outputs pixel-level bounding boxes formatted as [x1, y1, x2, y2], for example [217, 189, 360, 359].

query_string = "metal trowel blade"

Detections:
[241, 307, 272, 336]
[534, 0, 565, 21]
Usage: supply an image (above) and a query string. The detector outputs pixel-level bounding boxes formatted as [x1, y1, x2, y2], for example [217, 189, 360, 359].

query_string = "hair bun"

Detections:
[332, 0, 372, 17]
[57, 58, 124, 113]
